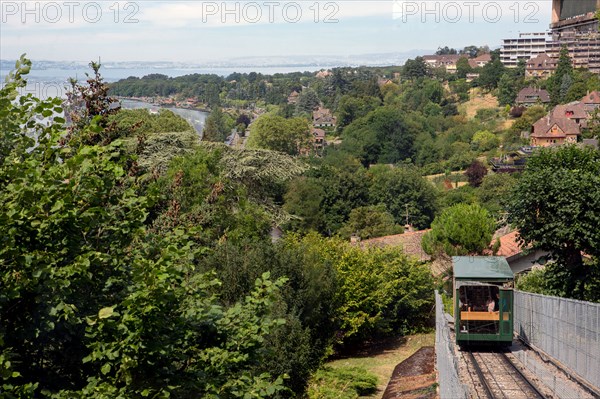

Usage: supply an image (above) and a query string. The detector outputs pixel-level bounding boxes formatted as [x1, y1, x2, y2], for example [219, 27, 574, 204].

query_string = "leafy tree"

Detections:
[548, 47, 574, 104]
[422, 203, 495, 256]
[367, 165, 438, 229]
[247, 115, 311, 155]
[335, 95, 380, 130]
[559, 73, 573, 103]
[295, 88, 321, 115]
[402, 57, 428, 80]
[507, 146, 600, 299]
[461, 45, 480, 58]
[436, 46, 457, 55]
[283, 177, 325, 232]
[340, 107, 419, 165]
[0, 57, 287, 398]
[471, 130, 500, 151]
[456, 57, 472, 79]
[294, 234, 434, 345]
[477, 172, 516, 217]
[465, 160, 488, 187]
[311, 163, 370, 235]
[497, 73, 517, 106]
[508, 105, 547, 143]
[338, 204, 403, 239]
[477, 59, 505, 90]
[203, 106, 230, 142]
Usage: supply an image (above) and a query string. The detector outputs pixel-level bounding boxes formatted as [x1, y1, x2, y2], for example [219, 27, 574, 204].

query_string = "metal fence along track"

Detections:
[514, 291, 600, 391]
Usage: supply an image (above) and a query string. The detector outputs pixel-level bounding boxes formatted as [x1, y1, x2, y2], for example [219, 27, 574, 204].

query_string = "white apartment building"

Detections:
[500, 32, 551, 68]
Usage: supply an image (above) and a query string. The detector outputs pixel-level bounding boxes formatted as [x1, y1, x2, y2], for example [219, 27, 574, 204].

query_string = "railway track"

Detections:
[465, 350, 547, 399]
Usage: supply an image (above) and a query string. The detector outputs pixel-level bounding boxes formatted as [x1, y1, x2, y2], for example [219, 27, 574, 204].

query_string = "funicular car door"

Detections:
[499, 288, 513, 337]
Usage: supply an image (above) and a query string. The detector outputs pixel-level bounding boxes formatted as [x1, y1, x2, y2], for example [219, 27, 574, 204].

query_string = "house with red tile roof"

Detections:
[516, 87, 550, 107]
[526, 53, 556, 78]
[580, 91, 600, 112]
[552, 102, 589, 128]
[311, 127, 326, 150]
[312, 107, 336, 128]
[530, 113, 581, 147]
[423, 54, 462, 73]
[493, 230, 548, 274]
[468, 53, 492, 69]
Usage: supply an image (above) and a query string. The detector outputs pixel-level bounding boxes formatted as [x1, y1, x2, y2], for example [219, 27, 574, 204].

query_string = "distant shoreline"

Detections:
[117, 96, 211, 113]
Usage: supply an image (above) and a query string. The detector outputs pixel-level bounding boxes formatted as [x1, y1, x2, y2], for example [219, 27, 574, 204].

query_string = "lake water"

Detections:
[120, 99, 208, 137]
[0, 65, 334, 99]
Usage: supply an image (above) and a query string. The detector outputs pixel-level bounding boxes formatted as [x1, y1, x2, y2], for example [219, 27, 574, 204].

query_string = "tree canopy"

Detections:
[247, 115, 311, 155]
[507, 146, 600, 299]
[422, 203, 495, 256]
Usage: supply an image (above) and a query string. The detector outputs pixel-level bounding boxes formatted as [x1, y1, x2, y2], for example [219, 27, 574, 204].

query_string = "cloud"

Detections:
[138, 1, 392, 28]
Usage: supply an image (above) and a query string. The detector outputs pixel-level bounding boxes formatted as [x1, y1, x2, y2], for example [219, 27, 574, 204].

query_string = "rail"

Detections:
[465, 350, 547, 399]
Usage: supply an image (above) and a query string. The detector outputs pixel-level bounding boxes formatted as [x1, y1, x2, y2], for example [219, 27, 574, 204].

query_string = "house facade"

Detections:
[423, 55, 462, 73]
[580, 91, 600, 111]
[531, 114, 581, 146]
[525, 53, 557, 77]
[516, 87, 551, 106]
[312, 107, 336, 128]
[468, 54, 492, 68]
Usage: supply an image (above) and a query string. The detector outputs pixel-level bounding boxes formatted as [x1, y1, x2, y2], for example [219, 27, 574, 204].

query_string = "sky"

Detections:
[0, 0, 553, 63]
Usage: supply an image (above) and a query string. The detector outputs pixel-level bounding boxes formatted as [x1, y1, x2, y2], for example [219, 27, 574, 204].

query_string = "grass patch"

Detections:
[307, 366, 378, 399]
[309, 333, 434, 398]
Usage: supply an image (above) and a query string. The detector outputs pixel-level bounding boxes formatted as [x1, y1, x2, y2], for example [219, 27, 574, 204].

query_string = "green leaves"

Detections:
[507, 146, 600, 299]
[98, 307, 115, 319]
[423, 203, 495, 256]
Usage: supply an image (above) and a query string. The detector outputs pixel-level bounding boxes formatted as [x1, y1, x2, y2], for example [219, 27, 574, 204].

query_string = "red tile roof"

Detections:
[552, 102, 588, 121]
[581, 91, 600, 105]
[516, 87, 550, 104]
[356, 230, 431, 261]
[495, 231, 523, 259]
[531, 114, 581, 138]
[526, 53, 557, 70]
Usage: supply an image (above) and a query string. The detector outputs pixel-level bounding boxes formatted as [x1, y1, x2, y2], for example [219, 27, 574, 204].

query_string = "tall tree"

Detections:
[338, 204, 403, 239]
[548, 46, 574, 104]
[507, 146, 600, 299]
[456, 57, 473, 79]
[497, 73, 517, 106]
[295, 88, 321, 115]
[403, 57, 428, 80]
[247, 115, 310, 155]
[202, 107, 230, 142]
[422, 203, 495, 256]
[464, 160, 488, 187]
[478, 59, 506, 90]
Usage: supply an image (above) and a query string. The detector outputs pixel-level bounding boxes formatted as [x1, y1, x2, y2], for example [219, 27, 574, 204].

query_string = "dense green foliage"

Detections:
[247, 115, 310, 155]
[423, 203, 495, 256]
[507, 146, 600, 300]
[0, 57, 288, 398]
[203, 107, 233, 142]
[107, 108, 192, 135]
[338, 205, 403, 240]
[1, 58, 442, 397]
[307, 367, 377, 399]
[283, 161, 437, 236]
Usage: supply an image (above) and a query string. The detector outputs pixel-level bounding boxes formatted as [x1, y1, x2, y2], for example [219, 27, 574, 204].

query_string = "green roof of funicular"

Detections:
[452, 256, 514, 281]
